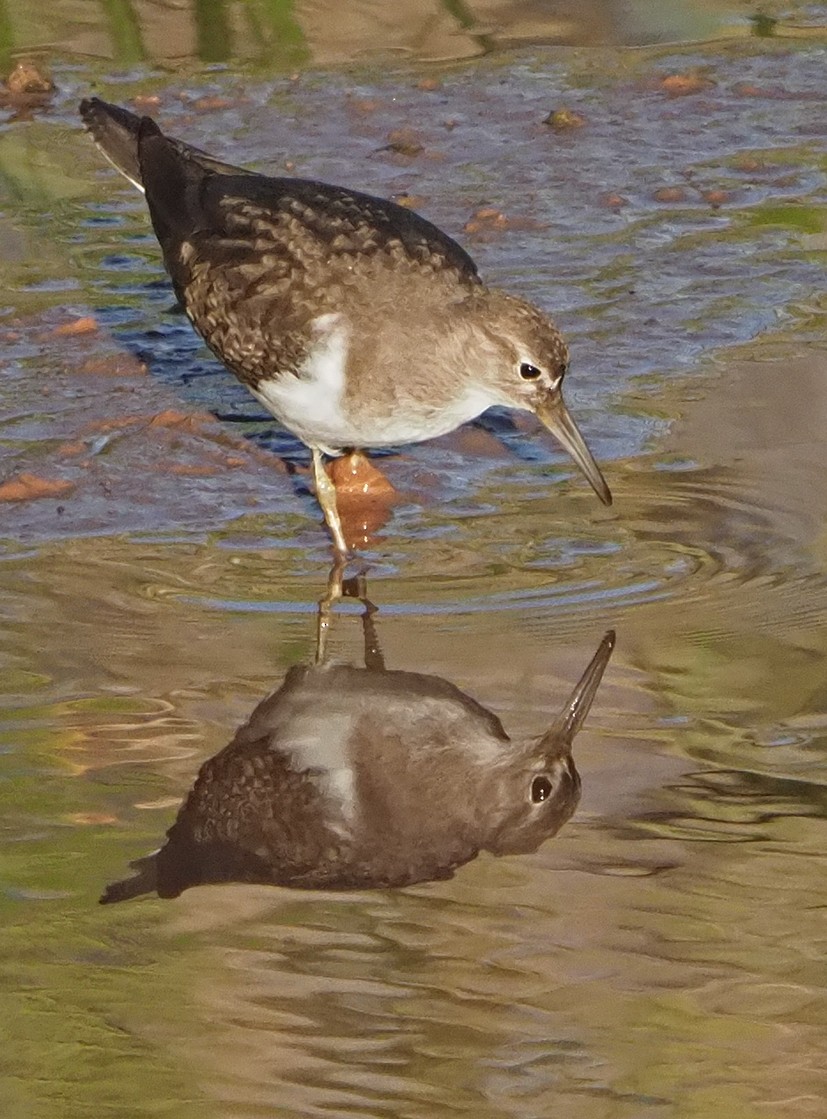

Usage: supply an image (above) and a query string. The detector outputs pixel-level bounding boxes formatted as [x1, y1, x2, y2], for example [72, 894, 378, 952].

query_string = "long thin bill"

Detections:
[535, 392, 612, 506]
[539, 630, 616, 753]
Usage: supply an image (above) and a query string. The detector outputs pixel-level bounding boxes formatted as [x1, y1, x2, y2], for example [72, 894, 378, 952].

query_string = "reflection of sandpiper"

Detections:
[101, 578, 615, 901]
[80, 97, 611, 555]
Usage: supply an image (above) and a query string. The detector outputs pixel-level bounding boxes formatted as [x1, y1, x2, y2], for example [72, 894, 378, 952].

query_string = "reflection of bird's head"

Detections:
[477, 630, 614, 856]
[481, 749, 582, 858]
[100, 630, 614, 901]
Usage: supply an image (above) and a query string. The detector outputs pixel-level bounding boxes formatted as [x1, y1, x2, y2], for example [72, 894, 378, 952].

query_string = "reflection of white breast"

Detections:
[279, 710, 357, 826]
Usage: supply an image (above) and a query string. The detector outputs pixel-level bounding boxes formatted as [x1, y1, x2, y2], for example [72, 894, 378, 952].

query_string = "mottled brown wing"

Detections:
[213, 173, 482, 281]
[138, 122, 481, 380]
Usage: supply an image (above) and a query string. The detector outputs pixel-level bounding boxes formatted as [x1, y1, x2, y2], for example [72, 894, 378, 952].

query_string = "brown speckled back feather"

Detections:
[106, 106, 480, 387]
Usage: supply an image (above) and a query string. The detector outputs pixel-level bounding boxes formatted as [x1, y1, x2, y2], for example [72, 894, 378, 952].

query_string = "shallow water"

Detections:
[2, 3, 827, 1117]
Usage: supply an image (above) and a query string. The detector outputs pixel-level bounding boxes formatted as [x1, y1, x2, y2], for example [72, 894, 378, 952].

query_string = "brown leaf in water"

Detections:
[147, 409, 214, 430]
[79, 353, 148, 377]
[191, 96, 236, 113]
[164, 463, 220, 477]
[56, 441, 87, 458]
[702, 189, 730, 208]
[464, 207, 508, 233]
[660, 72, 714, 97]
[53, 316, 99, 337]
[543, 107, 586, 130]
[349, 97, 380, 114]
[653, 186, 688, 203]
[601, 192, 629, 210]
[463, 208, 545, 235]
[445, 426, 506, 457]
[383, 128, 425, 156]
[392, 193, 428, 210]
[0, 473, 74, 502]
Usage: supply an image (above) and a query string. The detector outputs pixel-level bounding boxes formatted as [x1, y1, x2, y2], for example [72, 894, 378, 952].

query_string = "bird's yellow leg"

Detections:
[311, 447, 348, 556]
[315, 562, 383, 669]
[315, 556, 346, 664]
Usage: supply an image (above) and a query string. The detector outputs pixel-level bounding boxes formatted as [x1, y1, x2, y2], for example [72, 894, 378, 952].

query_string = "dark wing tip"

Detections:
[78, 96, 150, 189]
[137, 114, 163, 141]
[79, 95, 114, 131]
[99, 852, 159, 904]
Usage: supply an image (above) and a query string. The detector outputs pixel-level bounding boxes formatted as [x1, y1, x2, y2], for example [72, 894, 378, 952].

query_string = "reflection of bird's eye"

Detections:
[531, 775, 553, 803]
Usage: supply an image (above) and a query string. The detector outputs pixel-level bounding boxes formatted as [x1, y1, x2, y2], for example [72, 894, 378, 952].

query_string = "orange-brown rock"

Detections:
[0, 472, 74, 501]
[53, 316, 98, 337]
[327, 452, 396, 498]
[653, 186, 688, 203]
[326, 452, 397, 549]
[384, 128, 425, 156]
[660, 73, 713, 97]
[5, 61, 54, 94]
[543, 107, 586, 130]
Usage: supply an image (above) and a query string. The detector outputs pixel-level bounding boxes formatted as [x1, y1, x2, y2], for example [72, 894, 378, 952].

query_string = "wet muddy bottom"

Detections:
[2, 15, 827, 1119]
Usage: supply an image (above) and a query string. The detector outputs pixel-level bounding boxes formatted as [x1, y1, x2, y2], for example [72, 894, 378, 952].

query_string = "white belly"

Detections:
[250, 312, 497, 453]
[250, 312, 355, 453]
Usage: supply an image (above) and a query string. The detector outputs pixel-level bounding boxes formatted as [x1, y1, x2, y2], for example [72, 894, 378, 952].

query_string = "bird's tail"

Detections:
[99, 852, 159, 904]
[79, 96, 253, 193]
[80, 97, 146, 191]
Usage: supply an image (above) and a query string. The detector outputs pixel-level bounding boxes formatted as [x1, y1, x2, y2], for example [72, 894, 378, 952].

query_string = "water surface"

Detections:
[2, 6, 827, 1117]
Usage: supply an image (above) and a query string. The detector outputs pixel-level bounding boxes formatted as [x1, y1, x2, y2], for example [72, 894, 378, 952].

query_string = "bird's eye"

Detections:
[520, 362, 542, 381]
[531, 774, 553, 803]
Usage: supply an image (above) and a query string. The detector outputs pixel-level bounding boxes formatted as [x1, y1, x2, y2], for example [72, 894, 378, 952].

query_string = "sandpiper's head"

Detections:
[469, 291, 612, 505]
[486, 629, 615, 856]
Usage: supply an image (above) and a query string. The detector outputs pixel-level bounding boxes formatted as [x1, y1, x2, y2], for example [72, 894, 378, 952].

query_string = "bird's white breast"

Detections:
[250, 312, 354, 453]
[250, 311, 499, 451]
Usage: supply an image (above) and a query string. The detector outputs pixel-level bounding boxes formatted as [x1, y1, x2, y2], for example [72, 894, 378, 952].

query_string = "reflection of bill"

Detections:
[101, 583, 615, 902]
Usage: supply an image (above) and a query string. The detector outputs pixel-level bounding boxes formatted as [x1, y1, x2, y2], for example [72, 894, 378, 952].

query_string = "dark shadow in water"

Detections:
[102, 572, 614, 902]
